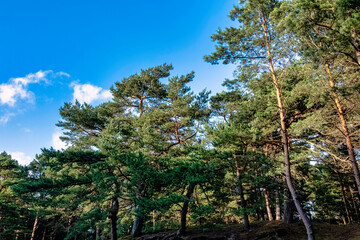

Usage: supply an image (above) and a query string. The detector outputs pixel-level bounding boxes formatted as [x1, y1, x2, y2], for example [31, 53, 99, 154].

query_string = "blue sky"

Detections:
[0, 0, 237, 165]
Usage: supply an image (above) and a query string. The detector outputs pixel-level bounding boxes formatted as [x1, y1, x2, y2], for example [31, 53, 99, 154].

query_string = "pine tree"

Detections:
[205, 1, 314, 238]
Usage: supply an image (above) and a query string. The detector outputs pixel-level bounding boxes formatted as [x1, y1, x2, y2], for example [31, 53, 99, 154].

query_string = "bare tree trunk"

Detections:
[96, 224, 100, 240]
[239, 182, 250, 230]
[30, 215, 39, 240]
[110, 198, 119, 240]
[264, 189, 274, 221]
[42, 228, 46, 240]
[325, 64, 360, 197]
[67, 217, 72, 234]
[342, 215, 347, 224]
[131, 181, 146, 237]
[258, 191, 266, 221]
[152, 210, 156, 231]
[177, 183, 196, 235]
[275, 189, 281, 220]
[131, 214, 144, 237]
[283, 188, 293, 224]
[338, 173, 352, 224]
[349, 187, 360, 222]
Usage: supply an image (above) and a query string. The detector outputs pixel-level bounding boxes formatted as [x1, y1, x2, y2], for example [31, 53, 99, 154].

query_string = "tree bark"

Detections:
[325, 63, 360, 197]
[96, 224, 100, 240]
[264, 189, 274, 221]
[338, 173, 352, 224]
[259, 11, 314, 239]
[177, 183, 196, 235]
[131, 215, 144, 237]
[234, 155, 250, 230]
[42, 228, 46, 240]
[239, 182, 250, 230]
[110, 198, 119, 240]
[283, 189, 293, 224]
[349, 186, 360, 222]
[30, 215, 39, 240]
[152, 210, 156, 231]
[275, 189, 281, 220]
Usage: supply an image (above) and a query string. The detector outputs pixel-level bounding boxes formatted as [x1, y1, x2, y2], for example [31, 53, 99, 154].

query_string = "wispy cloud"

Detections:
[0, 112, 16, 125]
[9, 151, 33, 166]
[51, 130, 68, 150]
[23, 128, 31, 133]
[71, 82, 112, 104]
[0, 70, 70, 124]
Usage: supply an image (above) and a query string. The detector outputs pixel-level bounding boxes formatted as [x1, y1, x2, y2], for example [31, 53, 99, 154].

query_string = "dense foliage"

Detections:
[1, 1, 360, 239]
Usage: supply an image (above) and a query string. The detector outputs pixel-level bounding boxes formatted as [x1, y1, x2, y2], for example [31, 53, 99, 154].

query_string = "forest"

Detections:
[1, 0, 360, 239]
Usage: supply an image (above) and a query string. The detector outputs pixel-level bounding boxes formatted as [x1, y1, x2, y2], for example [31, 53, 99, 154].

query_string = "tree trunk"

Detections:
[239, 182, 250, 230]
[325, 63, 360, 197]
[260, 13, 314, 239]
[349, 187, 360, 222]
[152, 210, 156, 231]
[264, 189, 274, 221]
[131, 181, 146, 237]
[275, 189, 281, 220]
[177, 183, 196, 235]
[131, 215, 144, 237]
[273, 48, 314, 240]
[234, 155, 250, 230]
[42, 228, 46, 240]
[30, 215, 39, 240]
[96, 224, 100, 240]
[338, 173, 352, 224]
[283, 194, 293, 224]
[110, 198, 119, 240]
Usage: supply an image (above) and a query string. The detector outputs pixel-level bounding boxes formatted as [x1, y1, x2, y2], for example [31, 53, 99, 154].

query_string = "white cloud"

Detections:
[0, 70, 71, 107]
[0, 70, 52, 106]
[51, 131, 68, 150]
[9, 151, 33, 166]
[0, 70, 70, 124]
[71, 82, 112, 104]
[0, 81, 32, 106]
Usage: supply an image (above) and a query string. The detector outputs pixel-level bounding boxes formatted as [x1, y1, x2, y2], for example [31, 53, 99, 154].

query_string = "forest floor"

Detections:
[120, 221, 360, 240]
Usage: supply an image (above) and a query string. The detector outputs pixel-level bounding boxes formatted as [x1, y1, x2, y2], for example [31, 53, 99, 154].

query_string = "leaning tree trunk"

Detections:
[259, 11, 314, 239]
[30, 215, 39, 240]
[264, 189, 274, 221]
[273, 65, 314, 239]
[325, 63, 360, 197]
[278, 95, 313, 239]
[177, 183, 196, 235]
